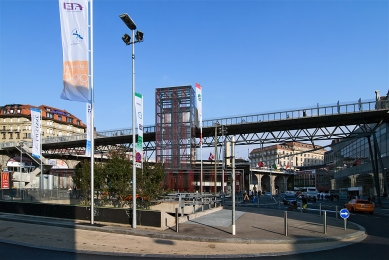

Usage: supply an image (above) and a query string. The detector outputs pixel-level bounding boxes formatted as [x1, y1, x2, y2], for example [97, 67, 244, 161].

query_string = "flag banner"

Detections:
[258, 161, 264, 167]
[1, 172, 10, 189]
[59, 0, 90, 102]
[135, 92, 143, 168]
[85, 102, 91, 157]
[208, 152, 215, 161]
[272, 163, 277, 170]
[31, 108, 41, 158]
[195, 83, 202, 129]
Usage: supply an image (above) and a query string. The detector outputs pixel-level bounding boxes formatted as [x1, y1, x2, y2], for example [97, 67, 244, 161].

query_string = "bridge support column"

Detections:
[281, 176, 289, 193]
[270, 175, 276, 195]
[254, 174, 262, 193]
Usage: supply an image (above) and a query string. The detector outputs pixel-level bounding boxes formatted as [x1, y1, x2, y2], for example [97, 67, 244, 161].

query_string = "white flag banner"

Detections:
[31, 108, 41, 159]
[195, 83, 202, 128]
[85, 102, 91, 157]
[135, 93, 143, 168]
[59, 0, 90, 102]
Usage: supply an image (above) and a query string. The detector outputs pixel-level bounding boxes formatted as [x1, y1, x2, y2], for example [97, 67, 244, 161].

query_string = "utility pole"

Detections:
[214, 121, 219, 194]
[219, 124, 227, 194]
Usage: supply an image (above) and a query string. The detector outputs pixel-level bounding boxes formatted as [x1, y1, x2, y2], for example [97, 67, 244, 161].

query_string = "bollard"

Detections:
[284, 211, 288, 236]
[323, 210, 327, 234]
[300, 201, 302, 213]
[175, 208, 179, 233]
[193, 198, 196, 214]
[319, 203, 322, 216]
[344, 218, 347, 230]
[336, 205, 338, 219]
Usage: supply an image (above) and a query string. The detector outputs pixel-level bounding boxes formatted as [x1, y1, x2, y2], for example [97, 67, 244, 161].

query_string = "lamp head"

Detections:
[119, 13, 136, 30]
[122, 33, 131, 45]
[135, 30, 144, 42]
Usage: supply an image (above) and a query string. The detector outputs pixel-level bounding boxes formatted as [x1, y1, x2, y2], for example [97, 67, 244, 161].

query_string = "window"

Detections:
[58, 116, 62, 121]
[46, 112, 53, 118]
[67, 118, 73, 123]
[9, 132, 13, 139]
[77, 120, 80, 125]
[2, 133, 5, 139]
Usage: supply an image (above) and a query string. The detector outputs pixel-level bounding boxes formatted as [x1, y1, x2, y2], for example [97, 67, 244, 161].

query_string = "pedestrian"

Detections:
[244, 191, 250, 201]
[302, 196, 308, 210]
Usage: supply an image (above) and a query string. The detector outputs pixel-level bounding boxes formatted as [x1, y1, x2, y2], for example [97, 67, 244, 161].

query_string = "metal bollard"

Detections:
[175, 207, 179, 233]
[336, 205, 338, 219]
[193, 198, 196, 214]
[300, 201, 302, 213]
[284, 211, 288, 236]
[323, 210, 327, 234]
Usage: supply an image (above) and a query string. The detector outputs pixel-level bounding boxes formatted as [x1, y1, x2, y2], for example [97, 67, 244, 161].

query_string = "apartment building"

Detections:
[249, 141, 326, 170]
[0, 104, 86, 143]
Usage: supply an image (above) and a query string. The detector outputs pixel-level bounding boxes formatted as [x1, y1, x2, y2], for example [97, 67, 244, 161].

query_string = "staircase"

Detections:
[16, 143, 53, 188]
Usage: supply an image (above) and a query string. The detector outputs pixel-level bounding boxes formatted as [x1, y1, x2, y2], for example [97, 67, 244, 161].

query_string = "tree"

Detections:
[73, 159, 91, 205]
[137, 162, 166, 201]
[104, 149, 132, 208]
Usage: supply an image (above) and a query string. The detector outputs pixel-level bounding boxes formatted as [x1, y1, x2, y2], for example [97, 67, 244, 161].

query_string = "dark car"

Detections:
[282, 194, 297, 205]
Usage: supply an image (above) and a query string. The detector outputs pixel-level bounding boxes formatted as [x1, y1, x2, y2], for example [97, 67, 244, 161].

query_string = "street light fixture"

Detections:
[119, 13, 144, 229]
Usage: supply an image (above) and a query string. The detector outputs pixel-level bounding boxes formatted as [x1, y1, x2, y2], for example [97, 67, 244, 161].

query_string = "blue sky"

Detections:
[1, 0, 388, 158]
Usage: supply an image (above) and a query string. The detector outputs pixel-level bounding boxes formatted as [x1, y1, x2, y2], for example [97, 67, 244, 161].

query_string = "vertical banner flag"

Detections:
[59, 0, 90, 102]
[31, 108, 41, 159]
[1, 172, 10, 189]
[195, 83, 202, 129]
[135, 93, 143, 168]
[86, 102, 91, 157]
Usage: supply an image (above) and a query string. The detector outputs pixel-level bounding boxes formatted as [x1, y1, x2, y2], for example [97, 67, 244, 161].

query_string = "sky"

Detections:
[0, 0, 388, 158]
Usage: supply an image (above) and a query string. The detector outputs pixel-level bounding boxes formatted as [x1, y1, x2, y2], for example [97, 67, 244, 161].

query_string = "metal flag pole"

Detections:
[89, 0, 95, 225]
[40, 110, 43, 194]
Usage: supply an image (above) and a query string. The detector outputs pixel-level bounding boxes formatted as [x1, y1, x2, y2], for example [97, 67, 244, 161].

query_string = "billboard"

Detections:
[1, 172, 10, 189]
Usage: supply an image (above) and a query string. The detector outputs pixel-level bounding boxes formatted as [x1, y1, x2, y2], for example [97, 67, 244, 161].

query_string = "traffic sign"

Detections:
[339, 208, 350, 219]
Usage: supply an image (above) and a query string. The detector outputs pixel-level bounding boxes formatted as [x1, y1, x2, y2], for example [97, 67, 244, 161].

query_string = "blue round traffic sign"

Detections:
[339, 208, 350, 219]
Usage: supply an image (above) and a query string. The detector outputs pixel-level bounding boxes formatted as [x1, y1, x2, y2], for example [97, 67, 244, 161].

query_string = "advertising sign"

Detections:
[1, 172, 10, 189]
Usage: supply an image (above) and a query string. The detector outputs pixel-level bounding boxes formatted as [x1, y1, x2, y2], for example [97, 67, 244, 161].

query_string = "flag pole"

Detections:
[40, 110, 43, 194]
[89, 0, 95, 225]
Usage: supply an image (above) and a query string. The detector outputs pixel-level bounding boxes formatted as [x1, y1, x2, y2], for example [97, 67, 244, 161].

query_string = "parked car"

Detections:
[282, 194, 297, 205]
[124, 194, 149, 202]
[344, 199, 374, 214]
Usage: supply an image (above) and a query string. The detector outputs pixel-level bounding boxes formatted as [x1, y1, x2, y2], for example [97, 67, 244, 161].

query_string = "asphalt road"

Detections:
[1, 197, 388, 259]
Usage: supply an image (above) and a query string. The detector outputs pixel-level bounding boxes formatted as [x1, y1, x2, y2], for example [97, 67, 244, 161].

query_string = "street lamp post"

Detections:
[19, 140, 26, 192]
[120, 13, 144, 229]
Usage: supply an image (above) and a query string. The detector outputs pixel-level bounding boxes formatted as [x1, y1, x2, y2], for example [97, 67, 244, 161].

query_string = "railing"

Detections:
[0, 99, 387, 150]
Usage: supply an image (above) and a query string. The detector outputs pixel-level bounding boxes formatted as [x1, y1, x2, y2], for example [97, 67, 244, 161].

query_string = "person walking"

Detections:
[302, 196, 308, 210]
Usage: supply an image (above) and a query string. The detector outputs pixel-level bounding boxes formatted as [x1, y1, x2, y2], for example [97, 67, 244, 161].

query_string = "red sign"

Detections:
[1, 172, 10, 189]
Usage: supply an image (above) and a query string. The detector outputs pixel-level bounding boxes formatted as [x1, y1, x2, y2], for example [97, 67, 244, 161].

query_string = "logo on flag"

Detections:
[208, 152, 215, 161]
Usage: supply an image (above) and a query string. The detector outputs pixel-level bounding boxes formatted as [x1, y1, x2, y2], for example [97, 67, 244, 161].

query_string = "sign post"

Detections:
[339, 208, 350, 230]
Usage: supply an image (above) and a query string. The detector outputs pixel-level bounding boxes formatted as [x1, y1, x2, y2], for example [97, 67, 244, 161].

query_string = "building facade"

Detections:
[0, 104, 86, 189]
[249, 141, 326, 170]
[325, 123, 389, 200]
[0, 104, 86, 144]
